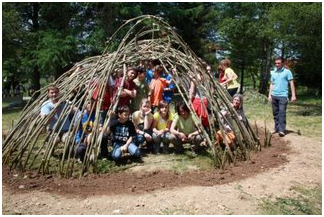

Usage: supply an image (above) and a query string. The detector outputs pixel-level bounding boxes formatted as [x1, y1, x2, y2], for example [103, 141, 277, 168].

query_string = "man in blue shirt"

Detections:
[41, 85, 73, 145]
[268, 57, 297, 137]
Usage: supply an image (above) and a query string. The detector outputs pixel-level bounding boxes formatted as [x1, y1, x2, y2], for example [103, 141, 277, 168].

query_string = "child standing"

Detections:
[112, 67, 138, 107]
[149, 65, 171, 113]
[106, 106, 141, 160]
[131, 66, 150, 112]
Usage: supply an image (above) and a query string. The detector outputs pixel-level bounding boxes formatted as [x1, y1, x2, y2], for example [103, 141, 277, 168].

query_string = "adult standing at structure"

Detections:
[220, 59, 240, 97]
[268, 57, 297, 137]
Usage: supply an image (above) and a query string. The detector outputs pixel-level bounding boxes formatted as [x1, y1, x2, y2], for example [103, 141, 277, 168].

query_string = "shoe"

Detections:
[279, 132, 285, 137]
[272, 130, 279, 134]
[191, 145, 200, 155]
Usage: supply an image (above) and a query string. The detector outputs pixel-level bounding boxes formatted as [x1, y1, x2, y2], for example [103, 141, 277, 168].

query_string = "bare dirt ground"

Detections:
[2, 127, 322, 215]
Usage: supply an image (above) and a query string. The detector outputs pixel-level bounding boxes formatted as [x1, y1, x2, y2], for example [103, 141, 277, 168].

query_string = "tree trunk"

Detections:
[259, 40, 273, 95]
[239, 61, 245, 94]
[31, 3, 41, 98]
[251, 72, 256, 89]
[31, 65, 40, 100]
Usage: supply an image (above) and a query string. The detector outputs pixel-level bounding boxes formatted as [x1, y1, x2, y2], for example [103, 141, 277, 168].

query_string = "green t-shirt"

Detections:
[173, 113, 196, 135]
[131, 78, 149, 111]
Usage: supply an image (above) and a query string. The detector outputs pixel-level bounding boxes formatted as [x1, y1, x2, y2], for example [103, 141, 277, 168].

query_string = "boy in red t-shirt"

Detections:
[112, 67, 138, 108]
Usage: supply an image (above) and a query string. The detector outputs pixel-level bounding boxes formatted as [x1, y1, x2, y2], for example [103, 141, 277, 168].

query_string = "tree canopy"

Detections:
[2, 2, 322, 94]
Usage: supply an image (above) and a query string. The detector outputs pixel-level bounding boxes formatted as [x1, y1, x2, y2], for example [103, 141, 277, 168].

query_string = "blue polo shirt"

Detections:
[270, 67, 294, 97]
[41, 100, 71, 131]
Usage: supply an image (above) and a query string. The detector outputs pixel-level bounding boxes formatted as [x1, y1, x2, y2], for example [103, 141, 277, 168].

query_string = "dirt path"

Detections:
[2, 132, 322, 215]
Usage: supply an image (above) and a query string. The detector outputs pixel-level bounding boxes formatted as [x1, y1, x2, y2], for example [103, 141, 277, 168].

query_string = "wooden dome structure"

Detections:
[2, 15, 260, 177]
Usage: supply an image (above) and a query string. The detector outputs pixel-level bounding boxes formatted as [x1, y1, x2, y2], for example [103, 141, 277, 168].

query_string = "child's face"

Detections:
[118, 111, 130, 122]
[127, 69, 137, 81]
[48, 89, 59, 102]
[86, 99, 96, 112]
[153, 70, 159, 78]
[141, 102, 151, 113]
[160, 106, 168, 115]
[232, 97, 241, 109]
[138, 72, 146, 80]
[85, 102, 92, 112]
[179, 108, 189, 119]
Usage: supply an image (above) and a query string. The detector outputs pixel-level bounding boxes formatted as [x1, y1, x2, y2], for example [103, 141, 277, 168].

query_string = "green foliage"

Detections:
[34, 30, 77, 77]
[2, 2, 322, 93]
[215, 2, 322, 93]
[2, 3, 23, 60]
[260, 185, 322, 215]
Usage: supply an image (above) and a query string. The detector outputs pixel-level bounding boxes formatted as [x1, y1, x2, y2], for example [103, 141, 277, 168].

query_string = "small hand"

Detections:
[120, 145, 128, 153]
[121, 92, 127, 97]
[144, 109, 151, 116]
[188, 133, 195, 139]
[157, 130, 164, 136]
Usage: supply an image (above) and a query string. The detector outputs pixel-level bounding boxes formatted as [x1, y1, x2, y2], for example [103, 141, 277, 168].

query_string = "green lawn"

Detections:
[244, 90, 322, 139]
[2, 107, 22, 131]
[260, 185, 322, 215]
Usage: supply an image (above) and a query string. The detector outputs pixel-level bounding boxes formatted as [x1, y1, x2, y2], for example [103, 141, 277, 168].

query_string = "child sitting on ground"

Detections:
[152, 100, 174, 154]
[215, 93, 246, 150]
[169, 101, 204, 154]
[132, 98, 154, 152]
[106, 106, 141, 160]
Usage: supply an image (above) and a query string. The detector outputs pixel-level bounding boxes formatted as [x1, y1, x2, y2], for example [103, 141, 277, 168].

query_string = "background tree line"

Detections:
[2, 2, 322, 96]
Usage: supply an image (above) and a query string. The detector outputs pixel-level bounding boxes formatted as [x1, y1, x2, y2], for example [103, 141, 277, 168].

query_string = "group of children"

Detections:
[40, 59, 246, 162]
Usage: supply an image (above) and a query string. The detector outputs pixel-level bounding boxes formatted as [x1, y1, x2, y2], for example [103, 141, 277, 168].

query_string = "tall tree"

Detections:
[2, 3, 27, 82]
[268, 3, 322, 93]
[217, 2, 264, 93]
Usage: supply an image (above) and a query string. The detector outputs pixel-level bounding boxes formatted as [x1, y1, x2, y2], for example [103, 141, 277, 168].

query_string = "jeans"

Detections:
[100, 134, 109, 158]
[134, 130, 153, 150]
[111, 141, 141, 160]
[75, 143, 87, 161]
[271, 95, 288, 133]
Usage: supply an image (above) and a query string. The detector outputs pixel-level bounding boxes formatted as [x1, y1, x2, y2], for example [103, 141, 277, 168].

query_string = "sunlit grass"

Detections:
[244, 89, 322, 139]
[2, 107, 22, 131]
[2, 90, 322, 175]
[260, 185, 322, 215]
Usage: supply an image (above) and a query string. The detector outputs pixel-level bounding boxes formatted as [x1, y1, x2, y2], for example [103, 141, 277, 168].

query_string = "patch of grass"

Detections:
[95, 157, 142, 174]
[2, 102, 10, 108]
[260, 185, 322, 215]
[2, 109, 22, 131]
[160, 206, 195, 215]
[244, 89, 322, 139]
[94, 149, 215, 174]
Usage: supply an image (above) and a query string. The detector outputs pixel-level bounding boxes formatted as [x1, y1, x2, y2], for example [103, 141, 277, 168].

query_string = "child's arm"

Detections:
[188, 129, 201, 139]
[121, 136, 133, 152]
[170, 118, 186, 140]
[123, 88, 137, 98]
[143, 112, 153, 131]
[152, 118, 163, 135]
